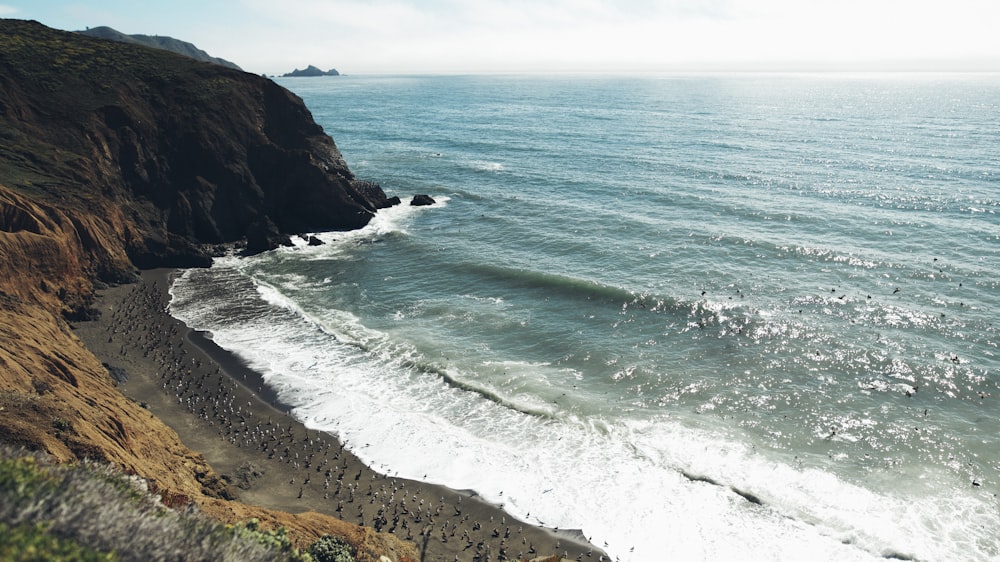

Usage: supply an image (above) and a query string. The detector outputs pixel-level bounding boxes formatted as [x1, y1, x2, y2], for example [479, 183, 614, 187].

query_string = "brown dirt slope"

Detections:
[0, 180, 415, 560]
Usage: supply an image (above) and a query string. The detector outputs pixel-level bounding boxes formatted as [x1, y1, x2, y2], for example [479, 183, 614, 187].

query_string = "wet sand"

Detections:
[74, 269, 606, 562]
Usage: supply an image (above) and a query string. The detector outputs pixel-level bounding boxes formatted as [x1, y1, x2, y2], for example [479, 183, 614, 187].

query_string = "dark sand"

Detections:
[74, 269, 607, 562]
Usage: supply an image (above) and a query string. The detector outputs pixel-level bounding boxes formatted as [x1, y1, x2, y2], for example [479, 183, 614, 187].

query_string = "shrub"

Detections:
[308, 534, 356, 562]
[0, 446, 300, 562]
[0, 522, 116, 561]
[0, 456, 55, 498]
[230, 519, 313, 561]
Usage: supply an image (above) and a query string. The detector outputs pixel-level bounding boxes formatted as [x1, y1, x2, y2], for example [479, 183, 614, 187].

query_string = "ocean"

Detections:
[169, 74, 1000, 561]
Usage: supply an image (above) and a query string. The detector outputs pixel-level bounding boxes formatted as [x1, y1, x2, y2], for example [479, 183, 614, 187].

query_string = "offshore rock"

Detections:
[410, 194, 436, 206]
[282, 65, 340, 77]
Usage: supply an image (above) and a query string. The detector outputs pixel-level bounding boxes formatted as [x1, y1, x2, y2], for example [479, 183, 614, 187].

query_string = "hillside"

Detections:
[77, 25, 244, 70]
[0, 18, 411, 560]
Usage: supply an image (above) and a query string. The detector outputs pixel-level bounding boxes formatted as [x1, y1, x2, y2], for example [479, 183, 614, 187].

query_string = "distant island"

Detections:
[282, 64, 340, 77]
[77, 26, 242, 70]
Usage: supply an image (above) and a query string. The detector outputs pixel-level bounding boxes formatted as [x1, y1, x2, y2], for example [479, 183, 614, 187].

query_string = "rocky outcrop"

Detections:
[1, 19, 390, 263]
[410, 194, 436, 206]
[244, 216, 293, 256]
[77, 26, 243, 70]
[282, 65, 340, 77]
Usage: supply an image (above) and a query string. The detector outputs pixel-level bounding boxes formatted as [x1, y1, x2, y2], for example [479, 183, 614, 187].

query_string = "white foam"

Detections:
[471, 160, 504, 172]
[169, 262, 999, 562]
[254, 280, 308, 316]
[256, 195, 452, 261]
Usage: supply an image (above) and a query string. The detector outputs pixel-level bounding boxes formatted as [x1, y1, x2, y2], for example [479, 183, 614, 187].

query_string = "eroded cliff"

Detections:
[0, 18, 412, 560]
[1, 19, 393, 267]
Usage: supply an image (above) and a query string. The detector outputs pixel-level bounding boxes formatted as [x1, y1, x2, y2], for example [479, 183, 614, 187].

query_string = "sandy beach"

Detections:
[73, 269, 605, 562]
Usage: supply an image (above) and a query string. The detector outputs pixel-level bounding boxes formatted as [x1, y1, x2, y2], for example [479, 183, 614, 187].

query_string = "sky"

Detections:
[2, 0, 999, 75]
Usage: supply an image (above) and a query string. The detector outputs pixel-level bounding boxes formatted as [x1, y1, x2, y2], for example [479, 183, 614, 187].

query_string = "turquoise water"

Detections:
[170, 74, 1000, 561]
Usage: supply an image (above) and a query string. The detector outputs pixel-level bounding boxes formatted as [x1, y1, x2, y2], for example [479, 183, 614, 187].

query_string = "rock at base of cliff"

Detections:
[410, 194, 436, 206]
[352, 180, 400, 209]
[244, 217, 293, 256]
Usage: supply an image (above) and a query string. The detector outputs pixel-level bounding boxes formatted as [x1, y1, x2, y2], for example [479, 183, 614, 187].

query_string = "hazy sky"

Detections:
[3, 0, 999, 74]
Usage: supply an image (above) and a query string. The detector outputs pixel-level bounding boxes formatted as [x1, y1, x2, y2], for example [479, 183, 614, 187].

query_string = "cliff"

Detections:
[0, 18, 411, 559]
[77, 25, 244, 70]
[1, 19, 394, 269]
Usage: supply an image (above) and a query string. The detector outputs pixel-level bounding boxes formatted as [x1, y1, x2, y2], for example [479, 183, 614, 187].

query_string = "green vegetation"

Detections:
[229, 518, 317, 562]
[0, 522, 116, 561]
[0, 456, 56, 500]
[308, 535, 357, 562]
[0, 446, 354, 562]
[0, 20, 242, 115]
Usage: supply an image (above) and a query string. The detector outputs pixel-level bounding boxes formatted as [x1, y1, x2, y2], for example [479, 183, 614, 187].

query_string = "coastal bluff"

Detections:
[77, 25, 244, 70]
[0, 18, 412, 560]
[1, 19, 395, 268]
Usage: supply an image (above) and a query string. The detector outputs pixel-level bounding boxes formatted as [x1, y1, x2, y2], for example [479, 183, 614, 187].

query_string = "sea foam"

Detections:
[172, 259, 998, 562]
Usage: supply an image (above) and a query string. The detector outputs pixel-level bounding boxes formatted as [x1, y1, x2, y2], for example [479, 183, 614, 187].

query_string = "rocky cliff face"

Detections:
[1, 19, 393, 268]
[0, 19, 410, 559]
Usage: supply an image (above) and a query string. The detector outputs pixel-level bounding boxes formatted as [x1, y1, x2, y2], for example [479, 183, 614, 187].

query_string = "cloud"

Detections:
[224, 0, 1000, 73]
[3, 0, 997, 73]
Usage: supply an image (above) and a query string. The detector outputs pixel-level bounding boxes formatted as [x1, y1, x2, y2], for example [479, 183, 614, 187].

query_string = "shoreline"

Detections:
[74, 268, 604, 562]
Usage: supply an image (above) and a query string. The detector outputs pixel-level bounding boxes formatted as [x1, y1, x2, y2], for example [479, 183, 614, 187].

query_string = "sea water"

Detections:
[169, 74, 1000, 561]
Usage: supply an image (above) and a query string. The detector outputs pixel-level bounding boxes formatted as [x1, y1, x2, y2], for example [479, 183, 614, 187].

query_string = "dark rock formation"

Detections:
[351, 180, 400, 209]
[0, 19, 390, 265]
[282, 65, 340, 77]
[77, 25, 243, 70]
[410, 194, 436, 206]
[244, 217, 293, 256]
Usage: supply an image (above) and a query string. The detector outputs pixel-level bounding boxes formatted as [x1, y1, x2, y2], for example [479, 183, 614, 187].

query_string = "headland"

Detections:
[0, 18, 603, 562]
